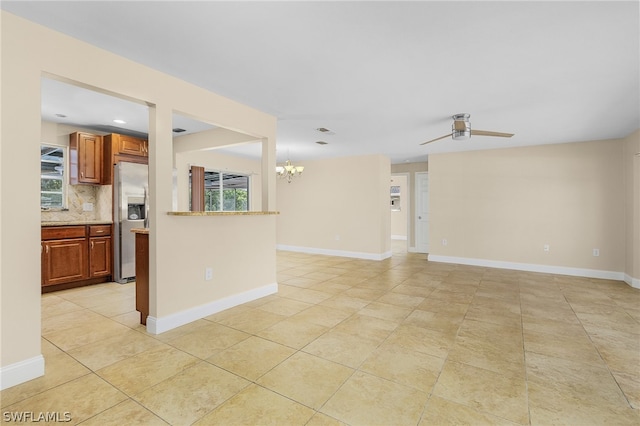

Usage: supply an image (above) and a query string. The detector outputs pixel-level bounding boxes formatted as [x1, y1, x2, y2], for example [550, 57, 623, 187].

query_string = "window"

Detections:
[41, 144, 67, 209]
[191, 169, 249, 211]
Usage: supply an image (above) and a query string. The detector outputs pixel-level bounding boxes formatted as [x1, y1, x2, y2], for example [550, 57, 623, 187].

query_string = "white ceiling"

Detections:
[3, 1, 639, 164]
[40, 77, 217, 138]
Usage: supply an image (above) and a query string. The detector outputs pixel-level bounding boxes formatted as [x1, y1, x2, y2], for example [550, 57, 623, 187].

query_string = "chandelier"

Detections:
[276, 159, 304, 183]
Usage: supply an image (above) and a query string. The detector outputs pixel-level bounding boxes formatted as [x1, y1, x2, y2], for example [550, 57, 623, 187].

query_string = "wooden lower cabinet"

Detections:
[42, 224, 112, 290]
[89, 236, 112, 278]
[42, 238, 88, 286]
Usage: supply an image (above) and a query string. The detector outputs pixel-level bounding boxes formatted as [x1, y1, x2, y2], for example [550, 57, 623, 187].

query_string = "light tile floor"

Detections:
[2, 242, 639, 425]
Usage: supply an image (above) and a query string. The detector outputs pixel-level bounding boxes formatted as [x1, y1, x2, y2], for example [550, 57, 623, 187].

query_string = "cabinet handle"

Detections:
[45, 245, 49, 254]
[91, 241, 94, 249]
[81, 172, 84, 178]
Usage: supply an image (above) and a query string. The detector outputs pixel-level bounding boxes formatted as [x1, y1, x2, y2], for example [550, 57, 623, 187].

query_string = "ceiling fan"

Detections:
[420, 113, 514, 145]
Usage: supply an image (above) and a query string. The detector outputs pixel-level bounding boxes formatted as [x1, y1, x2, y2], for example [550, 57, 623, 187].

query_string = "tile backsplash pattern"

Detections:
[97, 185, 113, 219]
[42, 184, 113, 222]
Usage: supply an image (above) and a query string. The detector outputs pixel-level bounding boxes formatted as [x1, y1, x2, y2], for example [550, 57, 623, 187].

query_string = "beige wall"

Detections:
[391, 161, 428, 249]
[428, 139, 628, 275]
[156, 215, 276, 317]
[277, 154, 391, 259]
[173, 127, 258, 154]
[390, 174, 408, 239]
[623, 130, 640, 283]
[1, 11, 277, 387]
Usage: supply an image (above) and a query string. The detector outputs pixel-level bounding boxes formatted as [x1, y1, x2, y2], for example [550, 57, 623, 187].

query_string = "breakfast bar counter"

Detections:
[167, 211, 279, 216]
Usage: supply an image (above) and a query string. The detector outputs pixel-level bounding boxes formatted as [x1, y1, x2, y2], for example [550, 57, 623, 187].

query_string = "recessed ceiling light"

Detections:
[316, 127, 331, 133]
[55, 113, 67, 118]
[172, 128, 187, 133]
[315, 141, 328, 145]
[113, 119, 126, 124]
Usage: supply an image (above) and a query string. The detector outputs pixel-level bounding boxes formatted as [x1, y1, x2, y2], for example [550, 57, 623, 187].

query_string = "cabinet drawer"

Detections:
[42, 226, 87, 240]
[89, 225, 111, 237]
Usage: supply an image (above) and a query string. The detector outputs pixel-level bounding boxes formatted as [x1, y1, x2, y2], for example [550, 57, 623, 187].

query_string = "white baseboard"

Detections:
[624, 274, 640, 289]
[391, 235, 407, 241]
[146, 283, 278, 335]
[276, 244, 392, 261]
[428, 254, 627, 282]
[0, 355, 45, 390]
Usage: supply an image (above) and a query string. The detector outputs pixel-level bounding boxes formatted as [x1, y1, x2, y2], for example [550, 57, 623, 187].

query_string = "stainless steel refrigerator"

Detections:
[113, 162, 148, 283]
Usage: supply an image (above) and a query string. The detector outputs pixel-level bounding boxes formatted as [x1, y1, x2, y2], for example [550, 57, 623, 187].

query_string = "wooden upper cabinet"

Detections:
[107, 133, 148, 157]
[103, 134, 149, 184]
[69, 132, 103, 184]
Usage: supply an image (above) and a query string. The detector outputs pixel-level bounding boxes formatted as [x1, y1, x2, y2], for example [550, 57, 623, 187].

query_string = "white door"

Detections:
[416, 172, 429, 253]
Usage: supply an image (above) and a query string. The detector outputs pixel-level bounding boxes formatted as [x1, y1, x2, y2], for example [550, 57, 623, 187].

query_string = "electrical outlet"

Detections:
[543, 244, 550, 253]
[442, 239, 448, 246]
[335, 235, 340, 241]
[205, 267, 213, 281]
[593, 248, 600, 257]
[82, 202, 94, 212]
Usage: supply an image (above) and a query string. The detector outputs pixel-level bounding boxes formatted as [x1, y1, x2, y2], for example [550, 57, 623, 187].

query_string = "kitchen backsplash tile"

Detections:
[97, 185, 113, 220]
[42, 184, 113, 223]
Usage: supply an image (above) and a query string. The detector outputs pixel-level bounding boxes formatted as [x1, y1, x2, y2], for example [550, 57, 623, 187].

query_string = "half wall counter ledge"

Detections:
[131, 228, 149, 325]
[167, 211, 280, 216]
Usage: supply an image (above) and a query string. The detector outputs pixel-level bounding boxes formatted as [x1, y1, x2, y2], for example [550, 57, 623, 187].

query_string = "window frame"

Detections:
[40, 143, 68, 210]
[190, 168, 250, 212]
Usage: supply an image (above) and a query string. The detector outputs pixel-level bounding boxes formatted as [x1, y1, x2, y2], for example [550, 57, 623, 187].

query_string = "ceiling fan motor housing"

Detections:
[452, 113, 471, 140]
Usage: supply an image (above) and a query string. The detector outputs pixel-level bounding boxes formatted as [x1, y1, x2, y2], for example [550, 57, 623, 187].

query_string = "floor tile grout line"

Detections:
[9, 247, 638, 424]
[563, 291, 637, 410]
[519, 277, 533, 426]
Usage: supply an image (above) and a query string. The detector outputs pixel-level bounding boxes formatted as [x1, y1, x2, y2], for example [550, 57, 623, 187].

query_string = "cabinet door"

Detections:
[70, 132, 103, 184]
[89, 236, 112, 278]
[117, 135, 147, 157]
[41, 242, 46, 286]
[42, 238, 88, 286]
[79, 133, 103, 183]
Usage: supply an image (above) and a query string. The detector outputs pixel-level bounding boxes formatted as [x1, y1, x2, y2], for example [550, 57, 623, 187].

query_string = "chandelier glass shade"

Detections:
[276, 159, 304, 183]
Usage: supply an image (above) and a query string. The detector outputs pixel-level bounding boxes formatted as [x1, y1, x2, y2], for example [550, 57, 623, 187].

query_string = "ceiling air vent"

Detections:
[172, 128, 187, 133]
[316, 127, 335, 136]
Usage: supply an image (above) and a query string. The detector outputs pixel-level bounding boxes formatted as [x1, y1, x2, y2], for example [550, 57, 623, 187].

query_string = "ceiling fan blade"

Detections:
[453, 120, 467, 131]
[471, 130, 514, 138]
[420, 133, 452, 145]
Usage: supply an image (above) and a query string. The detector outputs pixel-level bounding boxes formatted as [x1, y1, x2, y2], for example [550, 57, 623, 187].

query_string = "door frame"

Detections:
[415, 171, 429, 253]
[391, 172, 411, 251]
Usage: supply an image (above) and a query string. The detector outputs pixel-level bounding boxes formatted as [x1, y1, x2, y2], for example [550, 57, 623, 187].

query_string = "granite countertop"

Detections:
[130, 228, 149, 234]
[167, 211, 279, 216]
[41, 220, 113, 227]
